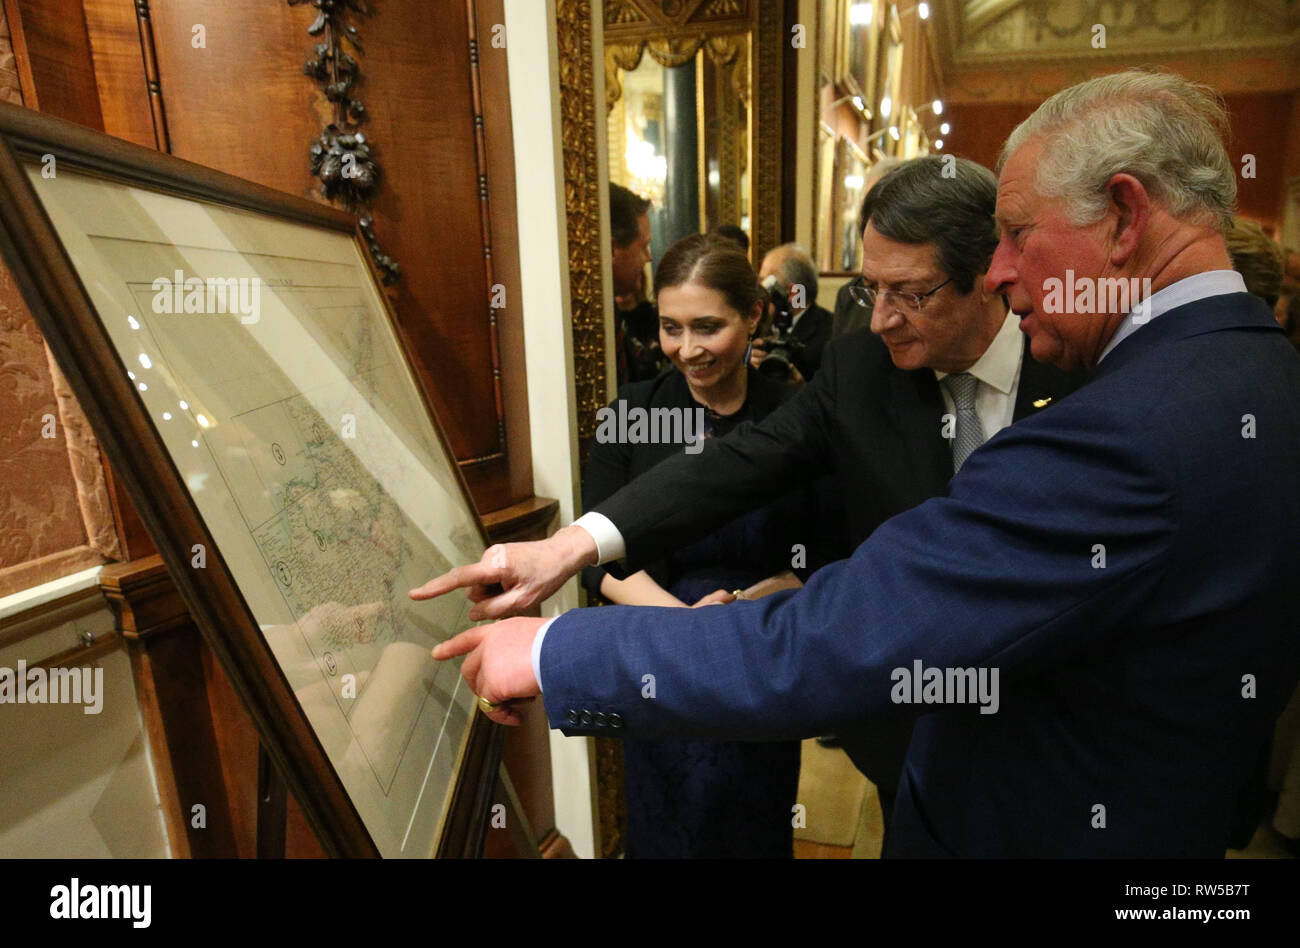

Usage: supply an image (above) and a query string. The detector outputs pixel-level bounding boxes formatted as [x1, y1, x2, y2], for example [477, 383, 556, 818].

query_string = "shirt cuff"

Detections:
[571, 511, 626, 565]
[531, 616, 557, 693]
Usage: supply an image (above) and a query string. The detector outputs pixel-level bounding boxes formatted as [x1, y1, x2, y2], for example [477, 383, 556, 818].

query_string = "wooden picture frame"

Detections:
[815, 121, 837, 273]
[0, 102, 501, 858]
[841, 0, 882, 106]
[831, 135, 870, 275]
[818, 0, 840, 86]
[879, 4, 905, 154]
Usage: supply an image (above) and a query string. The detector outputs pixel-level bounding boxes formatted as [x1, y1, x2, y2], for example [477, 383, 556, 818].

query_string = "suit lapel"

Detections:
[1013, 347, 1075, 422]
[888, 367, 954, 491]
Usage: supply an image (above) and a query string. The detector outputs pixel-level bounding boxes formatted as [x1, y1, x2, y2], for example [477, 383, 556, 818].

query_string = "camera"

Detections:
[753, 275, 806, 381]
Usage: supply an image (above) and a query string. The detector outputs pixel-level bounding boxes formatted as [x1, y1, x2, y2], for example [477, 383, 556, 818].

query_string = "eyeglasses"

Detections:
[848, 277, 952, 313]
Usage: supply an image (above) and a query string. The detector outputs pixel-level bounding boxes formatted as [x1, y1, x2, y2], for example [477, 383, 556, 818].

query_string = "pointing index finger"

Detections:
[409, 561, 502, 601]
[431, 625, 486, 661]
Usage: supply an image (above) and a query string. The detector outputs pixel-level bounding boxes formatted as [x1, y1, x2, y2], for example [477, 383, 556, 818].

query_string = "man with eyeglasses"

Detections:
[801, 158, 1083, 780]
[417, 155, 1083, 841]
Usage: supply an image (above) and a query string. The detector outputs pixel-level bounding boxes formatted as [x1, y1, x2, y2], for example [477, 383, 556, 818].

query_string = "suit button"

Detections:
[594, 712, 608, 727]
[608, 713, 624, 729]
[566, 709, 579, 725]
[580, 709, 593, 726]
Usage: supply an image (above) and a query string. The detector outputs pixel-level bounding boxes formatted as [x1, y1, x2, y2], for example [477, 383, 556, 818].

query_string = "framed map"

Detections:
[0, 104, 498, 857]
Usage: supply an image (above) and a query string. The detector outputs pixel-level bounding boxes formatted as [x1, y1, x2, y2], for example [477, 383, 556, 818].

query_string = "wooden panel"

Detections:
[947, 91, 1290, 231]
[474, 0, 532, 509]
[101, 556, 241, 858]
[82, 0, 158, 148]
[2, 0, 102, 127]
[1224, 92, 1290, 230]
[144, 1, 506, 487]
[202, 641, 260, 858]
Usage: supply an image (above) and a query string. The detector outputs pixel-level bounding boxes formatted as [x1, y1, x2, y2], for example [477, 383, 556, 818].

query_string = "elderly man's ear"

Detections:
[1104, 172, 1151, 267]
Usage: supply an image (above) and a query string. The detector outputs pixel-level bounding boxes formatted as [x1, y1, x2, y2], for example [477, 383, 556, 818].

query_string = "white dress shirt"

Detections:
[1098, 269, 1246, 363]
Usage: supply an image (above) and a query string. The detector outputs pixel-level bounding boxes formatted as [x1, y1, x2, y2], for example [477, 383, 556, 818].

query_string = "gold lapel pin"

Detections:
[1032, 397, 1053, 409]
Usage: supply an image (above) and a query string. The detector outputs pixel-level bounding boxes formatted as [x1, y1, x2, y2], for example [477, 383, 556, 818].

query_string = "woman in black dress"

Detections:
[581, 234, 809, 858]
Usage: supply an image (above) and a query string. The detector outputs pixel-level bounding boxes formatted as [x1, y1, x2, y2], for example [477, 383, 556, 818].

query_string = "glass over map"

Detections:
[28, 163, 483, 857]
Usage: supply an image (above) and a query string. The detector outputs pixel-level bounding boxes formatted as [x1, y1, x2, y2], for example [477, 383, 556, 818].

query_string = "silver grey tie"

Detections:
[943, 372, 985, 473]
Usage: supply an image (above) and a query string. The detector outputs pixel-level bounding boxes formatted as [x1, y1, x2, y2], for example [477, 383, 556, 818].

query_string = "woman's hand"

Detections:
[599, 570, 687, 608]
[691, 589, 738, 608]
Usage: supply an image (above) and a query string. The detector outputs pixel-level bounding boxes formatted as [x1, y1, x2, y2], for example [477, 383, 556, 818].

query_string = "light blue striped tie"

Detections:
[943, 372, 985, 473]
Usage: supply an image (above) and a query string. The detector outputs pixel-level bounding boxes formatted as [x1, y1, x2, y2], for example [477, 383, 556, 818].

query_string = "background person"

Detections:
[609, 183, 664, 385]
[583, 233, 810, 858]
[753, 243, 833, 383]
[711, 223, 749, 253]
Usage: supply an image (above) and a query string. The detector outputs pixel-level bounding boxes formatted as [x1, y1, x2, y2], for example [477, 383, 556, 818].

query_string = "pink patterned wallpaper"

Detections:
[0, 6, 121, 597]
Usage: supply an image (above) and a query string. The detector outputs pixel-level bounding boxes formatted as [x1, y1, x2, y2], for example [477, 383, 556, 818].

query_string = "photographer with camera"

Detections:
[750, 243, 833, 383]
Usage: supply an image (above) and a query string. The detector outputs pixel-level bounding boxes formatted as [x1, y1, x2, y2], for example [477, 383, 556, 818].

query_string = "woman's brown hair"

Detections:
[654, 233, 764, 319]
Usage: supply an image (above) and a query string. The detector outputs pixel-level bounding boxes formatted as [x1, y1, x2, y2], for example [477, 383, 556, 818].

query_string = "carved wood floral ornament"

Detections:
[289, 0, 400, 284]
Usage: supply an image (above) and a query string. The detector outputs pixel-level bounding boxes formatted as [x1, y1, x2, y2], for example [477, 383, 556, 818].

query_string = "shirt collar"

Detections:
[934, 310, 1023, 395]
[1098, 270, 1247, 363]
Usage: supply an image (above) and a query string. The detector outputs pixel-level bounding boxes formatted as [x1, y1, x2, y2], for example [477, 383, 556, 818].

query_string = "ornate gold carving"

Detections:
[605, 32, 748, 111]
[557, 0, 610, 461]
[605, 0, 753, 39]
[699, 0, 745, 17]
[953, 0, 1297, 65]
[750, 0, 782, 260]
[644, 35, 708, 67]
[591, 736, 626, 858]
[604, 0, 649, 26]
[604, 42, 646, 112]
[706, 51, 743, 224]
[602, 1, 780, 254]
[560, 0, 624, 858]
[706, 33, 741, 65]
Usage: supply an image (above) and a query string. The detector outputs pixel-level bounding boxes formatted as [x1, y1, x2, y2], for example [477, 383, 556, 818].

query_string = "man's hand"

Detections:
[432, 616, 546, 726]
[408, 525, 598, 620]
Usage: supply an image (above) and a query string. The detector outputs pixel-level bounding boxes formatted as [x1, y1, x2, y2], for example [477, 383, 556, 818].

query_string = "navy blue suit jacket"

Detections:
[541, 293, 1300, 857]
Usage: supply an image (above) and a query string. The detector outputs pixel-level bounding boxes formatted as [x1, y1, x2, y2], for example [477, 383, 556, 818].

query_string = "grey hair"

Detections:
[861, 155, 1000, 294]
[999, 70, 1236, 230]
[768, 243, 819, 301]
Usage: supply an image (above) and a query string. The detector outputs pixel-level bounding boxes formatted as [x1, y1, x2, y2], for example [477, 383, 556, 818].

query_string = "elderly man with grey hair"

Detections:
[754, 242, 833, 381]
[420, 70, 1300, 857]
